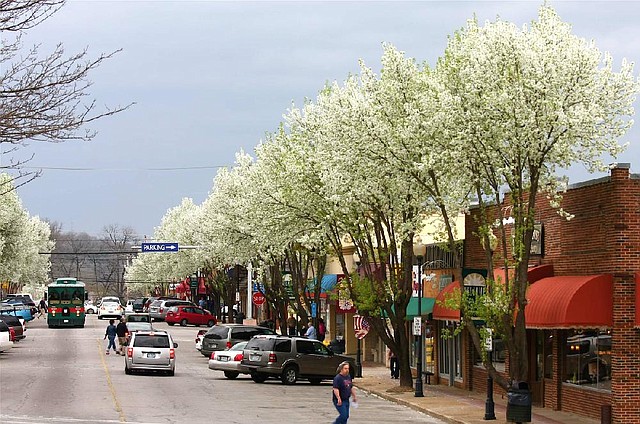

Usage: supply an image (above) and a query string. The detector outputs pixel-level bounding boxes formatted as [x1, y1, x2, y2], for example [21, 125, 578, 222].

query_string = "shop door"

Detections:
[528, 330, 544, 405]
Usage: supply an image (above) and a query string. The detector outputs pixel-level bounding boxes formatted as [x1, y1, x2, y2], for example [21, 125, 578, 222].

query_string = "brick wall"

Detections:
[464, 164, 640, 422]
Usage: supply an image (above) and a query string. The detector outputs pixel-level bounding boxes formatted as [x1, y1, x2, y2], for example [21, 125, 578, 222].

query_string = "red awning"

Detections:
[197, 277, 207, 295]
[433, 265, 554, 321]
[433, 281, 461, 321]
[525, 274, 613, 329]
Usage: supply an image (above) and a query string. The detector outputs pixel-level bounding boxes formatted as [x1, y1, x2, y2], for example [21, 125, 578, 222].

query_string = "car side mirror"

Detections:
[173, 342, 179, 348]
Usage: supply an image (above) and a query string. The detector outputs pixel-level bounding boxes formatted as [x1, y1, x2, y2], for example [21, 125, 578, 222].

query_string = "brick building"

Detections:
[432, 163, 640, 422]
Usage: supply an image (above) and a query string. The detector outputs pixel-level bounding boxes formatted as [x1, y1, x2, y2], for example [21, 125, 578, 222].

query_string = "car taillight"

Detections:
[234, 353, 243, 361]
[268, 353, 277, 363]
[127, 347, 133, 358]
[159, 308, 164, 313]
[210, 352, 216, 360]
[170, 348, 175, 359]
[226, 341, 232, 349]
[8, 327, 15, 342]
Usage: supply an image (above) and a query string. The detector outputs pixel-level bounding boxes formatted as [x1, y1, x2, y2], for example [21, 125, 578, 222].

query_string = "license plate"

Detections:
[250, 354, 260, 361]
[147, 353, 156, 359]
[219, 356, 229, 362]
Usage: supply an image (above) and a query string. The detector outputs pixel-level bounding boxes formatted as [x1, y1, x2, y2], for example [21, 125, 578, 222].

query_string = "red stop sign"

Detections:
[252, 292, 266, 306]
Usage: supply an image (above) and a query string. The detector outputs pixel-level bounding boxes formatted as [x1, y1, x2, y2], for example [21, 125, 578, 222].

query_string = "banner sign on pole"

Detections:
[413, 317, 422, 336]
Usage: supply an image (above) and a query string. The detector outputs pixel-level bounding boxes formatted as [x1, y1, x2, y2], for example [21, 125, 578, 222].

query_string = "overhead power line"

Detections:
[16, 165, 227, 171]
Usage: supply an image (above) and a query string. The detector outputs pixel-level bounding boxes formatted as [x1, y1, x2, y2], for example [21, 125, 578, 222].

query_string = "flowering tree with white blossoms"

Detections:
[436, 5, 638, 389]
[0, 173, 53, 293]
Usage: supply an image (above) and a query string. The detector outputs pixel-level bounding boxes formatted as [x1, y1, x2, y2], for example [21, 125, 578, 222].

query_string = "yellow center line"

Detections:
[97, 339, 127, 422]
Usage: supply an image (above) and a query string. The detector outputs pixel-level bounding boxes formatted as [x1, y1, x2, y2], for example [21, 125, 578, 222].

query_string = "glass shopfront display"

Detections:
[564, 329, 611, 391]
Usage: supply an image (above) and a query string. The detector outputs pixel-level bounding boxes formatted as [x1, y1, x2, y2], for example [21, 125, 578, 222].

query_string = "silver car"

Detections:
[124, 330, 178, 376]
[208, 341, 249, 379]
[149, 299, 194, 322]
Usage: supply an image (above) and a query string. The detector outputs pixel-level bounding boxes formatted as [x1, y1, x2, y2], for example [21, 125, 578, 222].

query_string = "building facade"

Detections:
[433, 163, 640, 422]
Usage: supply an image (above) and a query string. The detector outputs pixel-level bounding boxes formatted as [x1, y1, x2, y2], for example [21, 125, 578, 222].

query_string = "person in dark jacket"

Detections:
[104, 319, 117, 355]
[116, 317, 128, 355]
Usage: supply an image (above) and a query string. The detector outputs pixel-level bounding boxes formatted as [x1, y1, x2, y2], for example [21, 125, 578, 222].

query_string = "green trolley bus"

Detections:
[47, 277, 86, 328]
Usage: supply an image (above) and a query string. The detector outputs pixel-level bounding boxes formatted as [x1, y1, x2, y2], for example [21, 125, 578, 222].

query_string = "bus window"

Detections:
[49, 291, 60, 304]
[61, 290, 71, 301]
[72, 290, 83, 304]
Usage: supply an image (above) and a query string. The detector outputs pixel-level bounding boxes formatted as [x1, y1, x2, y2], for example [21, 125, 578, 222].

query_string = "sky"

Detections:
[7, 0, 640, 239]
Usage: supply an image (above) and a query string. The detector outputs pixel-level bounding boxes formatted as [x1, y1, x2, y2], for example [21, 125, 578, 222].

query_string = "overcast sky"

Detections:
[9, 0, 640, 239]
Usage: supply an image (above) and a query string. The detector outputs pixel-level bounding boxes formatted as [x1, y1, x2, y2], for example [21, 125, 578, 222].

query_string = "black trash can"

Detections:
[506, 382, 532, 423]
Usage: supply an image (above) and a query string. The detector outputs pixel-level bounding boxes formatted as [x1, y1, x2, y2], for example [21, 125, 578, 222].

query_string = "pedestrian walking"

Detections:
[287, 314, 297, 336]
[317, 317, 326, 342]
[38, 298, 47, 318]
[304, 320, 317, 340]
[104, 319, 117, 355]
[388, 348, 399, 379]
[332, 361, 357, 424]
[116, 317, 128, 355]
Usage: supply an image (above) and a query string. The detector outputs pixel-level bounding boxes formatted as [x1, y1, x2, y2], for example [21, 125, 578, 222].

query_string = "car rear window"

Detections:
[133, 334, 170, 348]
[245, 338, 275, 351]
[205, 326, 230, 339]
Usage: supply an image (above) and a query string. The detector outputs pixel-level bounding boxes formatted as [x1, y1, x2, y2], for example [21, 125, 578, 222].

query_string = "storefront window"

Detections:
[438, 322, 463, 380]
[473, 336, 506, 373]
[564, 329, 611, 391]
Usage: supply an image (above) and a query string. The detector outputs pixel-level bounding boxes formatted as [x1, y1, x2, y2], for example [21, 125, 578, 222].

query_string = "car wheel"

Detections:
[125, 366, 131, 375]
[281, 365, 298, 385]
[207, 320, 215, 327]
[309, 378, 322, 385]
[251, 372, 268, 383]
[224, 371, 239, 379]
[167, 322, 175, 326]
[180, 319, 188, 327]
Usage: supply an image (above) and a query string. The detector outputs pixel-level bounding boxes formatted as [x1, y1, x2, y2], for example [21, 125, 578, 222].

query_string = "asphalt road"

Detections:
[0, 315, 443, 424]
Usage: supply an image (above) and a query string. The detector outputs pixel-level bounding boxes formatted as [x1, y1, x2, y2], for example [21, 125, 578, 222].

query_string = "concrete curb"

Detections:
[354, 383, 466, 424]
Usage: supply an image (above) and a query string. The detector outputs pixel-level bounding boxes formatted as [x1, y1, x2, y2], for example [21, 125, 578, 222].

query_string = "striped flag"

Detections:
[354, 315, 370, 339]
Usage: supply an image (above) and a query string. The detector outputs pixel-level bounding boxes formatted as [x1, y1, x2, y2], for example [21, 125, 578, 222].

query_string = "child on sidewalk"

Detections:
[104, 319, 117, 355]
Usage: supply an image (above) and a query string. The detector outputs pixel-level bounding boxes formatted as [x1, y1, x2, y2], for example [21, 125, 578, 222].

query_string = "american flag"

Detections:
[354, 315, 370, 339]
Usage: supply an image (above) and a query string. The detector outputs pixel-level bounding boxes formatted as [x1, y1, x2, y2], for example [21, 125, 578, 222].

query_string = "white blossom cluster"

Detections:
[127, 6, 637, 296]
[0, 174, 53, 288]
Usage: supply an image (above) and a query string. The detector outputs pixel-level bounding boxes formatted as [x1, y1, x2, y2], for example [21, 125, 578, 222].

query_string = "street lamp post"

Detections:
[353, 251, 363, 378]
[413, 240, 425, 398]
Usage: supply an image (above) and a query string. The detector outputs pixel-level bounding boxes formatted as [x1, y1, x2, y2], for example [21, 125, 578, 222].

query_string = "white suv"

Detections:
[125, 330, 178, 376]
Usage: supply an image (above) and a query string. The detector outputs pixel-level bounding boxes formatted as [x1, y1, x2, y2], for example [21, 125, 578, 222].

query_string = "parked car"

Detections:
[0, 321, 14, 352]
[125, 321, 154, 344]
[124, 330, 178, 376]
[143, 297, 158, 313]
[98, 296, 121, 306]
[200, 324, 275, 358]
[0, 302, 33, 322]
[124, 300, 135, 315]
[132, 298, 147, 313]
[208, 341, 249, 379]
[5, 296, 37, 317]
[125, 313, 151, 323]
[0, 315, 25, 341]
[84, 301, 98, 314]
[98, 301, 124, 320]
[165, 305, 216, 327]
[242, 335, 355, 384]
[149, 299, 194, 322]
[195, 329, 207, 351]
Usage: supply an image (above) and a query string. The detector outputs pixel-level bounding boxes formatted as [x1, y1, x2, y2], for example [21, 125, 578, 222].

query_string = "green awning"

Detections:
[382, 297, 435, 320]
[406, 297, 435, 320]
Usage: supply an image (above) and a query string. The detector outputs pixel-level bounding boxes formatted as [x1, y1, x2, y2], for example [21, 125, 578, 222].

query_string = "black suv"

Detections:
[200, 324, 275, 358]
[242, 335, 355, 385]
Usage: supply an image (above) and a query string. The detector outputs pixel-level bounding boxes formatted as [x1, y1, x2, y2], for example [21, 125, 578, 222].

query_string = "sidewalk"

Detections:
[354, 362, 599, 424]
